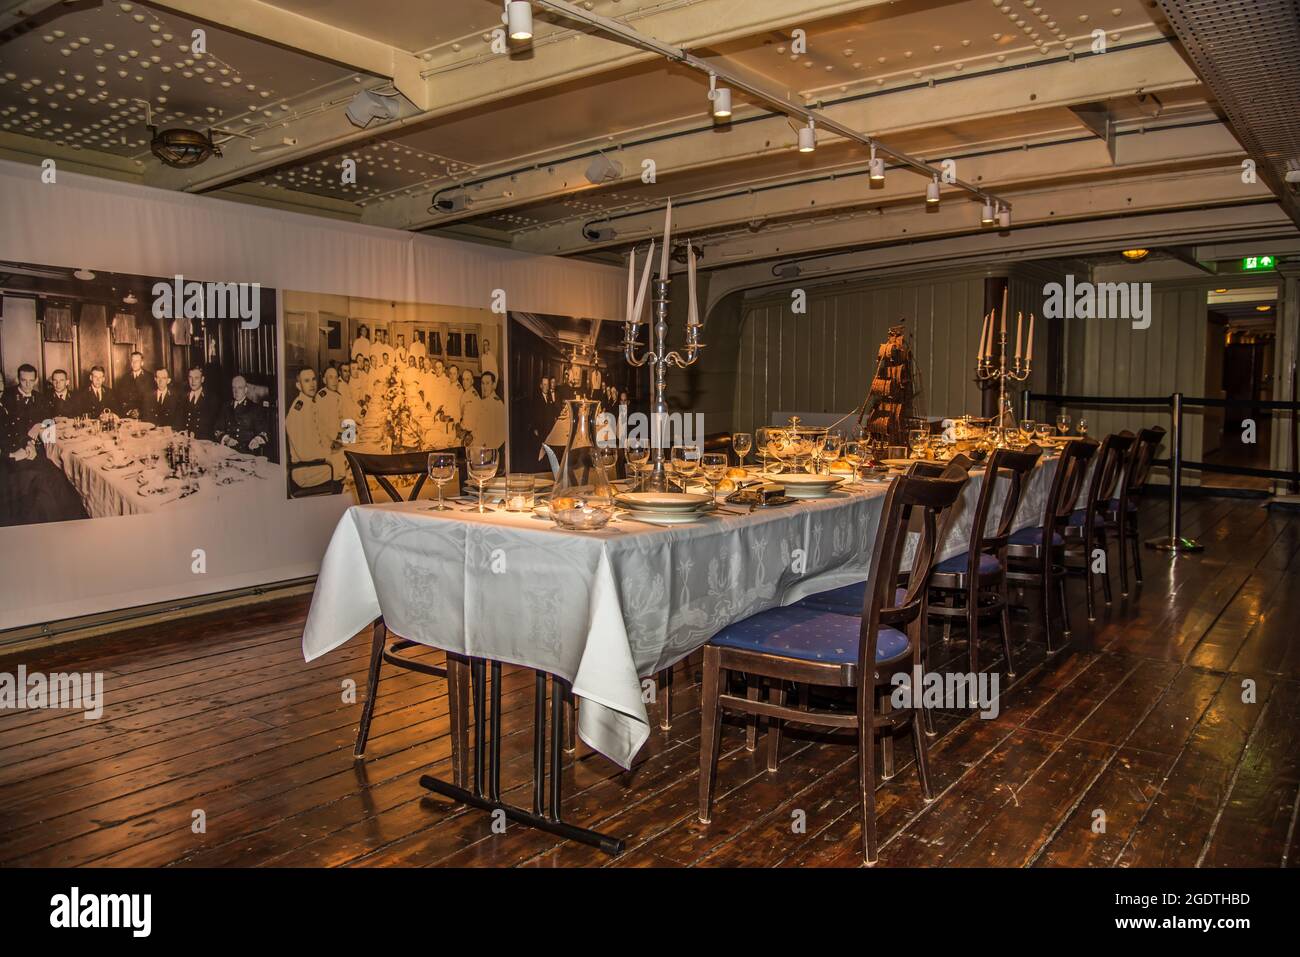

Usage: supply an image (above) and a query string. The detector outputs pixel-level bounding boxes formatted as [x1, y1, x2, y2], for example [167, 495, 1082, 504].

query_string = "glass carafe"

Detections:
[550, 398, 616, 530]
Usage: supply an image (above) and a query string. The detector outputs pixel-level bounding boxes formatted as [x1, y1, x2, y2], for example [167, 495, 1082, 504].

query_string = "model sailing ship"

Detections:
[857, 321, 921, 447]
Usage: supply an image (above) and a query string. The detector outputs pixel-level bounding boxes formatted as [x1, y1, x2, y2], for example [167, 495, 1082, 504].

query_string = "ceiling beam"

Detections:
[364, 36, 1195, 231]
[513, 119, 1242, 256]
[144, 0, 887, 194]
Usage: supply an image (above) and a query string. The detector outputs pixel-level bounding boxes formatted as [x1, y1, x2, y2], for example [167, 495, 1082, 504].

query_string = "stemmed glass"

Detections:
[1056, 412, 1072, 436]
[732, 432, 753, 472]
[1019, 419, 1037, 446]
[670, 445, 700, 491]
[1076, 417, 1089, 438]
[625, 436, 650, 490]
[843, 441, 866, 486]
[819, 432, 843, 474]
[1035, 422, 1053, 446]
[465, 444, 499, 513]
[426, 452, 456, 511]
[700, 452, 728, 499]
[908, 428, 928, 460]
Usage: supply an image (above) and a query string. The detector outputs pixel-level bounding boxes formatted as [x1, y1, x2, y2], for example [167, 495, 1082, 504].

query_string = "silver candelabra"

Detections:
[976, 324, 1031, 441]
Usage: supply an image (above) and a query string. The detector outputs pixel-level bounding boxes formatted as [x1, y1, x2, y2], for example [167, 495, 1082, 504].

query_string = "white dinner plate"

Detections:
[614, 491, 712, 512]
[761, 472, 841, 488]
[618, 509, 706, 525]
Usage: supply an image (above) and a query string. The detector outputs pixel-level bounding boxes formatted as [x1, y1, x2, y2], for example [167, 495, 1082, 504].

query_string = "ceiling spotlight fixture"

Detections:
[433, 190, 472, 213]
[585, 152, 623, 185]
[505, 1, 533, 41]
[1255, 304, 1272, 312]
[798, 118, 816, 153]
[345, 89, 401, 128]
[868, 145, 885, 186]
[708, 73, 732, 119]
[998, 205, 1011, 229]
[73, 268, 95, 281]
[1121, 248, 1150, 262]
[926, 175, 941, 205]
[123, 291, 138, 305]
[981, 200, 996, 225]
[1213, 287, 1228, 294]
[582, 222, 617, 242]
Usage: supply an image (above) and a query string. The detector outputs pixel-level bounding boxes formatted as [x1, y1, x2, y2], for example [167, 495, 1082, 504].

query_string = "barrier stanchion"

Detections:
[1146, 392, 1203, 554]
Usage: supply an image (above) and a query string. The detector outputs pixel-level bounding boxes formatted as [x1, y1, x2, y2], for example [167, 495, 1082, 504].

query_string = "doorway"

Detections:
[1203, 286, 1278, 491]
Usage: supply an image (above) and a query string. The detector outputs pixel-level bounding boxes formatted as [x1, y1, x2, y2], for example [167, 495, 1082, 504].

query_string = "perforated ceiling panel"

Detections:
[1156, 0, 1300, 226]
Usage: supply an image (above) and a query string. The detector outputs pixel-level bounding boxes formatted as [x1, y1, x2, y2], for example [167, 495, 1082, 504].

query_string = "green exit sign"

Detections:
[1242, 255, 1276, 271]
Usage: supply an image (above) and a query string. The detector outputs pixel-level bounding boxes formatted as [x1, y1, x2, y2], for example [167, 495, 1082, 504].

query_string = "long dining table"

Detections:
[303, 455, 1058, 770]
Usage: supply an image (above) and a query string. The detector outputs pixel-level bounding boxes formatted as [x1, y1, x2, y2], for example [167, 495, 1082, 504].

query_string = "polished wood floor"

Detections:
[1, 497, 1297, 868]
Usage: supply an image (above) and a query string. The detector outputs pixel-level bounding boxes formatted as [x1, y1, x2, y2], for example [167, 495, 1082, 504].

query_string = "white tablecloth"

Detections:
[45, 422, 274, 518]
[303, 457, 1056, 768]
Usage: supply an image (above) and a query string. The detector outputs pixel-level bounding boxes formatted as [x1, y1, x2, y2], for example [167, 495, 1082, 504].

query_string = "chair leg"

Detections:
[999, 579, 1016, 679]
[1117, 519, 1130, 596]
[1099, 532, 1113, 605]
[698, 647, 723, 824]
[1131, 516, 1144, 583]
[912, 707, 934, 801]
[966, 581, 980, 674]
[658, 666, 673, 732]
[879, 689, 895, 780]
[1040, 555, 1056, 652]
[858, 705, 879, 865]
[745, 678, 761, 751]
[353, 619, 387, 759]
[766, 683, 784, 772]
[1057, 569, 1072, 640]
[447, 652, 471, 788]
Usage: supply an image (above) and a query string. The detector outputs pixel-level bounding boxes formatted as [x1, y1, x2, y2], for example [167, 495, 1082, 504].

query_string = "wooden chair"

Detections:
[1004, 439, 1097, 649]
[699, 471, 968, 864]
[344, 449, 469, 788]
[1063, 432, 1135, 621]
[926, 447, 1041, 677]
[1105, 426, 1165, 593]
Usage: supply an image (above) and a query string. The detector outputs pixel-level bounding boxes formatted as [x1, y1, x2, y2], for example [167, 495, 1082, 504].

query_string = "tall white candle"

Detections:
[687, 243, 700, 325]
[1000, 285, 1009, 355]
[978, 310, 990, 360]
[1015, 310, 1023, 361]
[625, 248, 635, 325]
[1026, 313, 1035, 362]
[659, 198, 672, 279]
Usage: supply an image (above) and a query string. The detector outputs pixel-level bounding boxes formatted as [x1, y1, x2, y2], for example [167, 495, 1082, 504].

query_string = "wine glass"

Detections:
[465, 444, 499, 513]
[670, 445, 700, 490]
[1034, 423, 1053, 446]
[1076, 417, 1089, 438]
[843, 441, 866, 486]
[732, 432, 753, 472]
[908, 428, 928, 460]
[426, 452, 456, 511]
[700, 452, 728, 499]
[1019, 419, 1037, 445]
[820, 432, 843, 473]
[1055, 412, 1072, 436]
[625, 436, 650, 490]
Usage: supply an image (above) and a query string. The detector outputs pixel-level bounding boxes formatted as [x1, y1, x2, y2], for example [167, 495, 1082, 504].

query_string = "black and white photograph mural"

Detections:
[507, 312, 644, 471]
[0, 260, 279, 527]
[282, 292, 506, 497]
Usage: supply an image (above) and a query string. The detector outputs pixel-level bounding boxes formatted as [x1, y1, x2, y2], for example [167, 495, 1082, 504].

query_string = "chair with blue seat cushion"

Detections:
[1005, 437, 1098, 649]
[926, 447, 1040, 678]
[797, 582, 906, 614]
[698, 471, 967, 865]
[1062, 431, 1134, 621]
[1105, 426, 1164, 595]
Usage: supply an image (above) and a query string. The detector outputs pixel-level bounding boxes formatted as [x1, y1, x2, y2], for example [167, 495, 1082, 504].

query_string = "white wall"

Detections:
[0, 161, 625, 630]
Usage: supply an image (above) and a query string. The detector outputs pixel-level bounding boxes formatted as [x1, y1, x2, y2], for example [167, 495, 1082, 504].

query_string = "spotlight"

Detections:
[997, 205, 1011, 229]
[1255, 304, 1272, 312]
[707, 74, 732, 119]
[506, 1, 533, 41]
[981, 200, 996, 225]
[73, 268, 95, 281]
[868, 145, 885, 186]
[1121, 248, 1150, 262]
[798, 119, 816, 153]
[433, 190, 472, 213]
[345, 90, 400, 128]
[582, 223, 617, 242]
[1213, 287, 1228, 294]
[926, 175, 940, 205]
[123, 291, 138, 305]
[585, 153, 623, 185]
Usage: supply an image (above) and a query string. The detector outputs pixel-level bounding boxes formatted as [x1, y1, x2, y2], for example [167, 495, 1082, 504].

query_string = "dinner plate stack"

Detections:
[613, 491, 714, 524]
[759, 472, 843, 499]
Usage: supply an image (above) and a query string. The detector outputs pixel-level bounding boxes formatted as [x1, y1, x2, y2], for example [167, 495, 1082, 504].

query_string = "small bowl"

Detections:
[551, 503, 614, 530]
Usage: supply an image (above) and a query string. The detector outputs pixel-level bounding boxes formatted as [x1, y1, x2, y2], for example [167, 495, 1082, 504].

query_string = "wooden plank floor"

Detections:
[2, 497, 1297, 868]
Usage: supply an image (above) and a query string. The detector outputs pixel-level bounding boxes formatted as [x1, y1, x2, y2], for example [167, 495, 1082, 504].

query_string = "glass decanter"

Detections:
[550, 398, 616, 530]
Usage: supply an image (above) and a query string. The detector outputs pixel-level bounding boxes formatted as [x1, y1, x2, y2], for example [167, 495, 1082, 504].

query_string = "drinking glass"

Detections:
[1019, 419, 1037, 445]
[908, 428, 928, 459]
[700, 452, 728, 498]
[843, 441, 866, 485]
[465, 444, 499, 513]
[504, 472, 535, 512]
[732, 432, 753, 471]
[1035, 423, 1053, 445]
[1076, 417, 1089, 438]
[670, 445, 700, 490]
[1056, 412, 1072, 436]
[425, 452, 456, 510]
[625, 436, 650, 489]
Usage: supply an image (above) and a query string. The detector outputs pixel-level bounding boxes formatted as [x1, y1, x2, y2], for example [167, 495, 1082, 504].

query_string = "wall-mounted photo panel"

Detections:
[0, 259, 279, 528]
[282, 292, 505, 497]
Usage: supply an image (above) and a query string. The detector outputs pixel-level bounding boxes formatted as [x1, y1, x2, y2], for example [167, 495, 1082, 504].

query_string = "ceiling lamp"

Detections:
[926, 175, 941, 205]
[73, 268, 95, 281]
[123, 291, 138, 305]
[1255, 304, 1272, 312]
[150, 126, 221, 168]
[1214, 287, 1228, 293]
[998, 205, 1011, 228]
[708, 74, 732, 119]
[1121, 248, 1150, 262]
[868, 145, 885, 186]
[798, 119, 816, 153]
[981, 200, 996, 225]
[345, 90, 401, 128]
[506, 1, 533, 41]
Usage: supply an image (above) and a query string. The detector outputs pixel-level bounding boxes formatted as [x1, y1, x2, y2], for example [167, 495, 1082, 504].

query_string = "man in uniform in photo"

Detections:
[1, 364, 51, 445]
[394, 334, 410, 365]
[216, 375, 269, 455]
[286, 367, 342, 492]
[145, 368, 182, 428]
[467, 369, 507, 452]
[180, 367, 222, 440]
[48, 370, 76, 418]
[479, 336, 499, 382]
[351, 324, 372, 366]
[78, 365, 115, 419]
[315, 366, 349, 458]
[118, 351, 152, 418]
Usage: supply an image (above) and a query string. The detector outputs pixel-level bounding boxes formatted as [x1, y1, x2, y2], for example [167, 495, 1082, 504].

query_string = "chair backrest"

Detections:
[856, 472, 968, 671]
[345, 448, 463, 504]
[1123, 426, 1166, 500]
[1041, 438, 1099, 531]
[1085, 432, 1136, 519]
[970, 446, 1042, 559]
